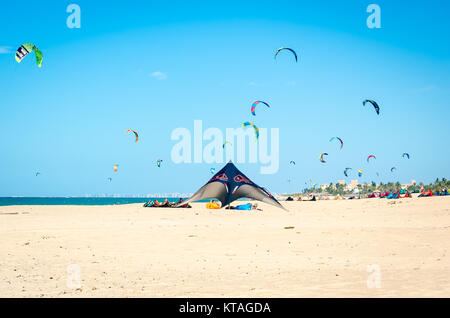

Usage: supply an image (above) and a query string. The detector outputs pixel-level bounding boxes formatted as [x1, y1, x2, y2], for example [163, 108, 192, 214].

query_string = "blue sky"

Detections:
[0, 0, 449, 196]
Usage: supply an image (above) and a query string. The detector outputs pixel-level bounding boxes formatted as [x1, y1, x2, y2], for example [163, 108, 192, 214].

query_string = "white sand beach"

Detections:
[1, 196, 450, 297]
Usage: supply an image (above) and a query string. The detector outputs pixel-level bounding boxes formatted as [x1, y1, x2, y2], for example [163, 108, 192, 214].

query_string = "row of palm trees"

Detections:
[297, 178, 449, 196]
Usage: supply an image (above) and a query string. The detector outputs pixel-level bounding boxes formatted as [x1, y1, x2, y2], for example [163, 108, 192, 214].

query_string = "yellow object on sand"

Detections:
[206, 202, 221, 209]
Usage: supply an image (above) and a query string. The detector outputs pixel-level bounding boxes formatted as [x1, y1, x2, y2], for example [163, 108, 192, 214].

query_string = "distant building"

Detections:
[401, 181, 416, 189]
[345, 180, 359, 191]
[337, 180, 346, 185]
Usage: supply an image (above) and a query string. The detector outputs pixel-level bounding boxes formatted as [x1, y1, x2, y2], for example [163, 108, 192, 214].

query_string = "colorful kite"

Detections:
[344, 168, 352, 177]
[126, 129, 139, 142]
[242, 122, 259, 140]
[319, 153, 328, 163]
[363, 100, 380, 115]
[367, 155, 376, 162]
[274, 47, 298, 62]
[222, 141, 232, 149]
[15, 43, 43, 67]
[329, 137, 343, 149]
[251, 101, 270, 116]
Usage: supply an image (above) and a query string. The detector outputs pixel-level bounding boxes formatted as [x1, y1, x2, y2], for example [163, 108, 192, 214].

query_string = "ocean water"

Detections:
[0, 197, 188, 206]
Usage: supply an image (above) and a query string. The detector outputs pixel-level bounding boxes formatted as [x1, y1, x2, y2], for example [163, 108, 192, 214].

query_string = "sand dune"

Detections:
[1, 196, 450, 297]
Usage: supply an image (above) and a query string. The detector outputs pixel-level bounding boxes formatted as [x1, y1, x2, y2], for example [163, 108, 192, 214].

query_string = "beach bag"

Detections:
[235, 203, 252, 210]
[206, 202, 221, 209]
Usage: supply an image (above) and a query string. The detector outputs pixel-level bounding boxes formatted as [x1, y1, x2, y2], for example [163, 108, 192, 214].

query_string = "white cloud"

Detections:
[150, 71, 168, 80]
[248, 81, 263, 87]
[0, 46, 13, 54]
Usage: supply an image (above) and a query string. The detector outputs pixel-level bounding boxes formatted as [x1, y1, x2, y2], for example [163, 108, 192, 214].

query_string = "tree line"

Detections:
[296, 178, 449, 196]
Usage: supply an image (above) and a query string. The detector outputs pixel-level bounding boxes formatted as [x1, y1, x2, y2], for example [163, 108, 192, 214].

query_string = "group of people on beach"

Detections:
[285, 195, 316, 201]
[143, 187, 449, 209]
[418, 188, 449, 197]
[370, 190, 411, 199]
[143, 198, 264, 211]
[291, 188, 450, 201]
[143, 198, 191, 208]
